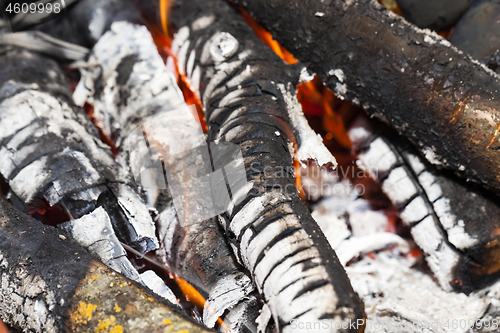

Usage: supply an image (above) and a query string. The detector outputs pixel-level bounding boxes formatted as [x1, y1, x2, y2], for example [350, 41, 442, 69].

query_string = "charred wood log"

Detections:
[128, 0, 367, 332]
[0, 198, 212, 333]
[0, 46, 158, 255]
[74, 20, 263, 332]
[348, 113, 500, 292]
[0, 31, 89, 61]
[233, 0, 500, 197]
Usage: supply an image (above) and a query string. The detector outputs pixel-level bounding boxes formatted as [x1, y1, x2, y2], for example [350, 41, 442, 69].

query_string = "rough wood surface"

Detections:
[0, 46, 157, 255]
[137, 0, 368, 331]
[348, 114, 500, 292]
[233, 0, 500, 197]
[0, 198, 211, 333]
[75, 20, 263, 332]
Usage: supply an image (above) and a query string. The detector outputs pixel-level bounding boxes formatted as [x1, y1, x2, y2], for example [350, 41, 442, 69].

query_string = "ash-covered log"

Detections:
[348, 113, 500, 292]
[0, 46, 157, 255]
[130, 0, 367, 332]
[0, 198, 212, 333]
[233, 0, 500, 197]
[72, 18, 264, 332]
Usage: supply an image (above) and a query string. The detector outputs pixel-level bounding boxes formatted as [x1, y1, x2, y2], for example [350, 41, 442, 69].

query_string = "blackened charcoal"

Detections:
[233, 0, 500, 198]
[450, 0, 500, 72]
[158, 0, 366, 329]
[77, 20, 264, 331]
[396, 0, 473, 30]
[349, 114, 500, 293]
[0, 47, 158, 254]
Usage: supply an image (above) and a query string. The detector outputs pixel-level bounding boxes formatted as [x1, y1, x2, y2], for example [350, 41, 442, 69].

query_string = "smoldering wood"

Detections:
[59, 207, 142, 283]
[61, 205, 179, 304]
[348, 113, 500, 292]
[75, 19, 263, 332]
[0, 46, 158, 255]
[307, 168, 496, 333]
[233, 0, 500, 198]
[59, 205, 181, 307]
[0, 198, 212, 333]
[130, 0, 367, 331]
[6, 0, 80, 32]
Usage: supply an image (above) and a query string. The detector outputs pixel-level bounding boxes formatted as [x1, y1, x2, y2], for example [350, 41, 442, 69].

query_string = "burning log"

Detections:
[232, 0, 500, 197]
[35, 0, 142, 47]
[348, 113, 500, 292]
[302, 159, 494, 332]
[73, 19, 263, 332]
[0, 46, 158, 255]
[0, 198, 212, 333]
[124, 0, 368, 331]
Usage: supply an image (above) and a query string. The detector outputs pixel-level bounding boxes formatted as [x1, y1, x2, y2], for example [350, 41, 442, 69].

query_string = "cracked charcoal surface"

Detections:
[233, 0, 500, 199]
[77, 20, 263, 332]
[138, 0, 369, 331]
[0, 46, 158, 255]
[450, 0, 500, 73]
[0, 198, 208, 333]
[59, 207, 143, 283]
[396, 0, 473, 30]
[349, 114, 500, 292]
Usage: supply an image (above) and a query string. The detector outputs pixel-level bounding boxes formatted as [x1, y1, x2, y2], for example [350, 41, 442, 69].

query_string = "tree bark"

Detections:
[233, 0, 500, 197]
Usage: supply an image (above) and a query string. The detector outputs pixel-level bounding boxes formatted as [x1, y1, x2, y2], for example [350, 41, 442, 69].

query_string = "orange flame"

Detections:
[0, 318, 8, 333]
[239, 10, 298, 65]
[174, 275, 231, 332]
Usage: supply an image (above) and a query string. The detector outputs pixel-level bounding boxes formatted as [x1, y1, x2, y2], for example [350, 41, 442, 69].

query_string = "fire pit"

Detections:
[1, 0, 500, 332]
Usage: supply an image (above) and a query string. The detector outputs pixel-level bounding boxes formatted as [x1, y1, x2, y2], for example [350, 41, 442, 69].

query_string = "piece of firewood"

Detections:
[129, 0, 367, 332]
[0, 198, 212, 333]
[0, 46, 158, 255]
[232, 0, 500, 198]
[74, 19, 264, 332]
[348, 113, 500, 292]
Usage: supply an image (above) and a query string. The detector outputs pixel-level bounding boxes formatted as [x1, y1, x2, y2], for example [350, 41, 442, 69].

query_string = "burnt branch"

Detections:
[132, 0, 368, 331]
[74, 19, 263, 331]
[233, 0, 500, 197]
[0, 46, 157, 255]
